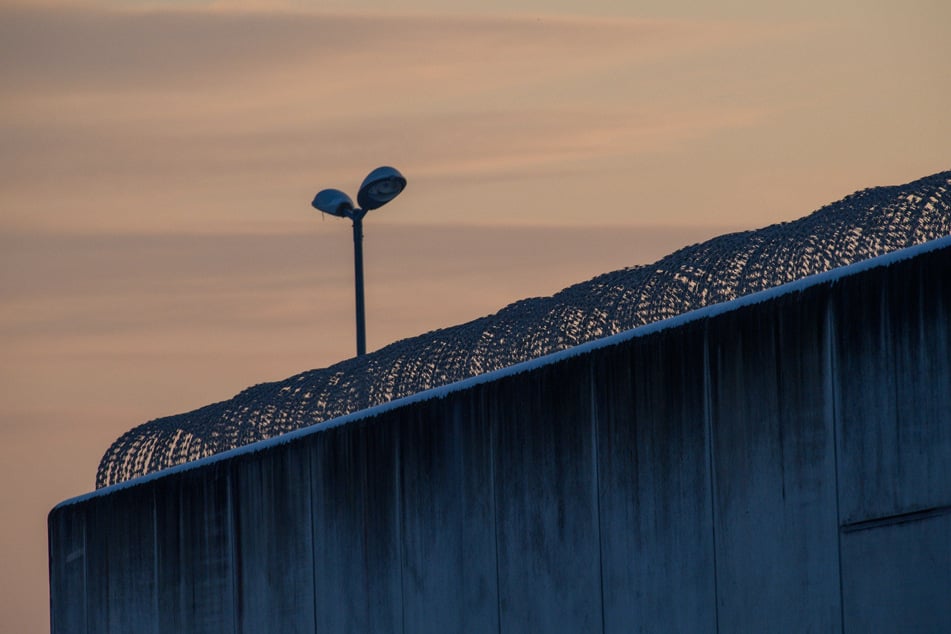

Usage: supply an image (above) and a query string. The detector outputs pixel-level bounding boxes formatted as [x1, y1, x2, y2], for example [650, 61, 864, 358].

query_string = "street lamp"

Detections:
[312, 166, 407, 357]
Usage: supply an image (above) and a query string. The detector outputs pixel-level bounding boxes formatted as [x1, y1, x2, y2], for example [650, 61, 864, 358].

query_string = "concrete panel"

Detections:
[79, 498, 110, 633]
[309, 427, 371, 633]
[493, 359, 603, 633]
[834, 249, 951, 524]
[842, 511, 951, 633]
[92, 491, 158, 634]
[153, 465, 236, 634]
[362, 420, 405, 632]
[310, 420, 402, 633]
[708, 289, 841, 632]
[398, 393, 500, 633]
[231, 449, 316, 633]
[594, 327, 717, 633]
[48, 504, 87, 634]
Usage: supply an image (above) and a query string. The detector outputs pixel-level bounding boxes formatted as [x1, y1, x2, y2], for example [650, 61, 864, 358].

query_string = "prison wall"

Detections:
[49, 239, 951, 633]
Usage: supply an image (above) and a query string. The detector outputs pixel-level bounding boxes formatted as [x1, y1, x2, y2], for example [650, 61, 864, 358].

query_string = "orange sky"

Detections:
[1, 1, 949, 631]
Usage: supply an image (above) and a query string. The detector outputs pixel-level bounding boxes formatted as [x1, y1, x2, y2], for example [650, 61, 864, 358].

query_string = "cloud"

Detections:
[0, 4, 780, 233]
[0, 6, 735, 97]
[1, 102, 768, 188]
[0, 223, 731, 354]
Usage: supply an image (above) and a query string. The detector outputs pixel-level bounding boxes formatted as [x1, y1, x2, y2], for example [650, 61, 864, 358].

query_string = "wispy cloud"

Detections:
[1, 4, 777, 232]
[0, 6, 738, 97]
[0, 223, 730, 354]
[3, 2, 944, 235]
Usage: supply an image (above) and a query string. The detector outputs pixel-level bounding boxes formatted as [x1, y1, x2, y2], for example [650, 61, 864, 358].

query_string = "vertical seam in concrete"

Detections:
[774, 315, 787, 503]
[178, 493, 185, 630]
[886, 280, 902, 504]
[82, 509, 88, 634]
[703, 325, 722, 634]
[308, 447, 320, 634]
[395, 428, 406, 634]
[152, 490, 159, 634]
[590, 363, 607, 634]
[228, 472, 238, 634]
[362, 434, 371, 627]
[454, 404, 466, 629]
[489, 391, 503, 634]
[828, 296, 847, 634]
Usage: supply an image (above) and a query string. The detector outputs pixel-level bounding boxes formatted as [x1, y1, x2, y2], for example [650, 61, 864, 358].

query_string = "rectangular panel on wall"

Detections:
[154, 464, 236, 634]
[310, 420, 402, 633]
[841, 512, 951, 633]
[308, 426, 369, 633]
[594, 327, 716, 633]
[361, 419, 406, 631]
[231, 447, 316, 634]
[708, 290, 841, 632]
[834, 249, 951, 524]
[49, 504, 87, 634]
[93, 490, 158, 634]
[493, 359, 604, 632]
[397, 392, 499, 633]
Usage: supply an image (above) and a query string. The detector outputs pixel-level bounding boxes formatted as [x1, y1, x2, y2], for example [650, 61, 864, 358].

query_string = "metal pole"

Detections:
[352, 211, 367, 357]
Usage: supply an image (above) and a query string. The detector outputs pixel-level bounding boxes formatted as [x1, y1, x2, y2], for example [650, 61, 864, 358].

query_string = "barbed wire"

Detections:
[97, 171, 951, 488]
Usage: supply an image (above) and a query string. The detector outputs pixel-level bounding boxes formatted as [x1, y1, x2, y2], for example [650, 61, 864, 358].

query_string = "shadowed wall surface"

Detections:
[51, 237, 951, 633]
[96, 170, 951, 488]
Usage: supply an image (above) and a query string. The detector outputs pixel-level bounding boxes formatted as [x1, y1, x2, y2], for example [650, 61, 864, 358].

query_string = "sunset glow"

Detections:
[1, 1, 949, 630]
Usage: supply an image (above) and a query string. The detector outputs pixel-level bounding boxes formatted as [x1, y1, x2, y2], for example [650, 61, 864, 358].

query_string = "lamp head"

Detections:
[357, 166, 406, 211]
[312, 189, 355, 217]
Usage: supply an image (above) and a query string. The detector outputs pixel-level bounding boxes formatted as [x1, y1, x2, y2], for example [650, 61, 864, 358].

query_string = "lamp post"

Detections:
[312, 166, 407, 357]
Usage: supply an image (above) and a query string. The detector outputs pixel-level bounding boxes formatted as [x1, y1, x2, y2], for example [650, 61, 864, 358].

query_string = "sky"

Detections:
[1, 0, 949, 631]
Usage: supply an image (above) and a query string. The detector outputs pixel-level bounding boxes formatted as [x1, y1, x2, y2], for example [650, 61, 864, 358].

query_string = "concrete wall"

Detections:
[49, 241, 951, 633]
